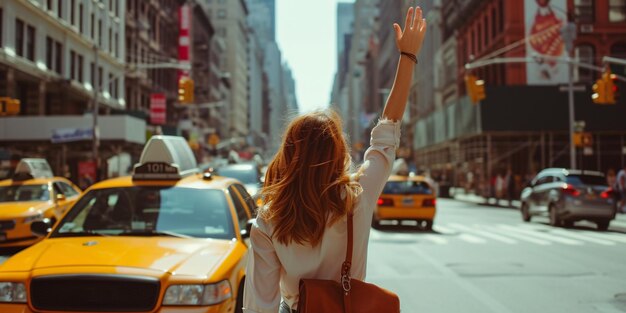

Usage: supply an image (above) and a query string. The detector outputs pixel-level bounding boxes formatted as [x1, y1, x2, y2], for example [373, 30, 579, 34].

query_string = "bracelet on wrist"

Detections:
[400, 51, 418, 64]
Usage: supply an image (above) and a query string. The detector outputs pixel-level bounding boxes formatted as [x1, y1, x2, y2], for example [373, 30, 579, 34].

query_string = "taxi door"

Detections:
[52, 181, 80, 219]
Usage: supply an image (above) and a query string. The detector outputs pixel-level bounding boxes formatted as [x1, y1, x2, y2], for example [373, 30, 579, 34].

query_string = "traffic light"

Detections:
[606, 70, 618, 104]
[178, 77, 194, 104]
[0, 97, 20, 116]
[465, 74, 486, 105]
[592, 68, 618, 105]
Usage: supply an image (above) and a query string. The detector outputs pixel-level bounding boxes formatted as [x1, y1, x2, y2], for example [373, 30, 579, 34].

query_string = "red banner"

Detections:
[150, 93, 166, 125]
[178, 4, 191, 79]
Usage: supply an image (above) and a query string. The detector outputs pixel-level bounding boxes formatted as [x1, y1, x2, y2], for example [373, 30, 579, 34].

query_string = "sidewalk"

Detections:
[448, 187, 524, 210]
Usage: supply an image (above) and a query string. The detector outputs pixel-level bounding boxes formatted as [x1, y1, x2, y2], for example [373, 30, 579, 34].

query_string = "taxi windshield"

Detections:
[51, 187, 235, 239]
[0, 184, 50, 202]
[383, 181, 432, 195]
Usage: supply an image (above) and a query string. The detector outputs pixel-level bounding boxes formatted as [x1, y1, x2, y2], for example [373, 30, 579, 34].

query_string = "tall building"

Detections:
[412, 0, 626, 194]
[208, 0, 249, 139]
[0, 0, 137, 182]
[124, 0, 182, 134]
[336, 2, 354, 64]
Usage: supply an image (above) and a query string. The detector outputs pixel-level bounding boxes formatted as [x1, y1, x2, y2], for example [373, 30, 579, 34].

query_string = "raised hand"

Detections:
[393, 7, 427, 57]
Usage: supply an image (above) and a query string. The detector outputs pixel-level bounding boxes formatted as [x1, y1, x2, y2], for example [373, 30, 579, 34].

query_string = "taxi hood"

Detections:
[1, 237, 236, 277]
[0, 201, 51, 217]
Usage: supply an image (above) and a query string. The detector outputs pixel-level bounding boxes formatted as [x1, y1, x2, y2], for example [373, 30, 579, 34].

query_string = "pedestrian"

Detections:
[495, 172, 505, 202]
[242, 6, 427, 313]
[617, 166, 626, 213]
[506, 168, 516, 207]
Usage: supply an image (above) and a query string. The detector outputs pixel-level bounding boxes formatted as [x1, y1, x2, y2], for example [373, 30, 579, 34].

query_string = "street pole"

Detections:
[563, 22, 577, 170]
[92, 45, 100, 179]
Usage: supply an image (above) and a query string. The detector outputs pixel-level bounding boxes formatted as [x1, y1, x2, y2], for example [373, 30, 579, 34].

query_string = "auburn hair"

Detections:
[258, 109, 362, 247]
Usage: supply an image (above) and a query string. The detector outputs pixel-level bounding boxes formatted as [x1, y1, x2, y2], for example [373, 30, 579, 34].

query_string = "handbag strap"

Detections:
[341, 213, 354, 313]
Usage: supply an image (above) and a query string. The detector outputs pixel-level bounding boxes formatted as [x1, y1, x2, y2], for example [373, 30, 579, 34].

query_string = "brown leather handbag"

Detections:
[297, 213, 400, 313]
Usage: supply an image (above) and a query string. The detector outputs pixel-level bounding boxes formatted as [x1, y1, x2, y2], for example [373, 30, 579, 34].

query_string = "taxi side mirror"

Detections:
[31, 219, 53, 236]
[241, 219, 255, 239]
[56, 194, 66, 202]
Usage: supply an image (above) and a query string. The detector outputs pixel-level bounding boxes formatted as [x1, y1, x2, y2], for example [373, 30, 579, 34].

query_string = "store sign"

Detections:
[51, 127, 93, 143]
[150, 93, 166, 125]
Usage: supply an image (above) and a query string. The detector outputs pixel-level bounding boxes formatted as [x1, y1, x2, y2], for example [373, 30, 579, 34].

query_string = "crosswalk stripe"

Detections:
[550, 229, 616, 246]
[447, 223, 518, 244]
[518, 223, 617, 245]
[580, 231, 626, 244]
[433, 225, 456, 235]
[497, 224, 584, 245]
[610, 219, 626, 229]
[424, 235, 448, 245]
[473, 224, 552, 245]
[458, 233, 487, 244]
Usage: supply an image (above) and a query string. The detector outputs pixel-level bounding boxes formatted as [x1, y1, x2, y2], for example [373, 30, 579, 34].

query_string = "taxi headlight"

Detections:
[24, 213, 44, 224]
[0, 282, 27, 303]
[163, 280, 232, 306]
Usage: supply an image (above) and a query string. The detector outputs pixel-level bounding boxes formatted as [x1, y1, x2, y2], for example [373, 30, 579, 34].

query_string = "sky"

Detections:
[276, 0, 353, 113]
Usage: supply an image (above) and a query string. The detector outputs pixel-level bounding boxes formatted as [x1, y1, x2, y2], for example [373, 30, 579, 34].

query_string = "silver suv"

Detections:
[520, 168, 616, 230]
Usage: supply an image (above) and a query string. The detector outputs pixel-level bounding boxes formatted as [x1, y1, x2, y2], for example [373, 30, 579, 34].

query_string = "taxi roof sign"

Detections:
[133, 135, 199, 180]
[13, 158, 54, 180]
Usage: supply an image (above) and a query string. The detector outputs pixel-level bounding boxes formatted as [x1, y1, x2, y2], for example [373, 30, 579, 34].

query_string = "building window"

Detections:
[98, 67, 103, 91]
[477, 22, 482, 52]
[90, 13, 95, 39]
[90, 62, 95, 86]
[77, 54, 83, 82]
[98, 20, 102, 46]
[15, 19, 24, 57]
[575, 45, 594, 82]
[115, 0, 119, 17]
[70, 50, 76, 80]
[574, 0, 594, 23]
[491, 7, 497, 37]
[0, 9, 3, 46]
[217, 9, 226, 18]
[55, 41, 62, 74]
[70, 0, 75, 25]
[109, 28, 112, 53]
[46, 37, 53, 70]
[26, 25, 35, 61]
[47, 0, 53, 11]
[114, 32, 119, 57]
[79, 4, 84, 33]
[57, 0, 63, 19]
[499, 0, 504, 32]
[609, 0, 626, 22]
[483, 16, 489, 47]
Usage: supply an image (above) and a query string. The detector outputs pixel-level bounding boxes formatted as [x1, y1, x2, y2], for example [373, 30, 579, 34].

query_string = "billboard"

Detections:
[525, 0, 568, 85]
[150, 93, 166, 125]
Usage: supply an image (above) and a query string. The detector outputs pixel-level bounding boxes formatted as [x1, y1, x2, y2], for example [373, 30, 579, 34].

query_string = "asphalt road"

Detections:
[367, 198, 626, 313]
[1, 198, 625, 313]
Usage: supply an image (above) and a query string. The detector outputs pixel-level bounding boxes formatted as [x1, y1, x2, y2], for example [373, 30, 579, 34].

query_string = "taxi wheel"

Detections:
[596, 220, 610, 231]
[423, 220, 433, 231]
[371, 217, 380, 229]
[235, 278, 245, 313]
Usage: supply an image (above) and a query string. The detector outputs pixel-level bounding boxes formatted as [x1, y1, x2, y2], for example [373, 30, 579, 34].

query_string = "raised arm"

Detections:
[382, 6, 427, 121]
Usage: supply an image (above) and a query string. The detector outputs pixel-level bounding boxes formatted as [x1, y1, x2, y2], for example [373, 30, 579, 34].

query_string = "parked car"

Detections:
[373, 174, 437, 230]
[520, 168, 616, 230]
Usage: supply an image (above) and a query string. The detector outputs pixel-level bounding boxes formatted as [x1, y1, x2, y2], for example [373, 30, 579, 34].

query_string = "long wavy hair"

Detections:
[258, 109, 362, 247]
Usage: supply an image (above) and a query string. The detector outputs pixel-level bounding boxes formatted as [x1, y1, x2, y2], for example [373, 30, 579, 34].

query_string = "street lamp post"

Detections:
[562, 21, 577, 169]
[92, 45, 100, 179]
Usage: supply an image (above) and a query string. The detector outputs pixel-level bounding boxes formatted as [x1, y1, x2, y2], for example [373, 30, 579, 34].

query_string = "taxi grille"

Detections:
[0, 220, 16, 230]
[31, 275, 160, 312]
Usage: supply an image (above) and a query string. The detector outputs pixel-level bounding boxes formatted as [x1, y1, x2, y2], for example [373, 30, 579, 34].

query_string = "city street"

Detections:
[367, 198, 626, 313]
[2, 198, 624, 312]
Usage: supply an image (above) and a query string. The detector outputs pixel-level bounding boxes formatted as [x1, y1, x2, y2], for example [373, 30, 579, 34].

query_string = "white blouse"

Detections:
[243, 120, 401, 313]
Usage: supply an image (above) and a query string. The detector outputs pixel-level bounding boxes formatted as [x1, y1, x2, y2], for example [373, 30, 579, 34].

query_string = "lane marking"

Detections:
[497, 224, 584, 245]
[474, 224, 551, 245]
[424, 234, 448, 245]
[447, 223, 518, 244]
[519, 224, 616, 246]
[433, 225, 456, 235]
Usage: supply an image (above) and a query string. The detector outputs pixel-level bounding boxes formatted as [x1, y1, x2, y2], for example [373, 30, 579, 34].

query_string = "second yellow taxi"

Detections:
[373, 174, 437, 230]
[0, 136, 256, 313]
[0, 158, 81, 247]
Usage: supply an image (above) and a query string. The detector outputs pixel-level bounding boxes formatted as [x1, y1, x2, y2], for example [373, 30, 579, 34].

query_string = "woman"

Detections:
[243, 6, 427, 313]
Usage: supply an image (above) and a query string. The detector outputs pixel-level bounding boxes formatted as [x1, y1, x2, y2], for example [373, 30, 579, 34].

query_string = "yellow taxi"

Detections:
[373, 174, 437, 230]
[0, 159, 81, 247]
[0, 136, 256, 313]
